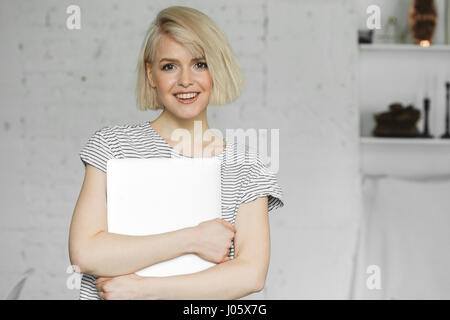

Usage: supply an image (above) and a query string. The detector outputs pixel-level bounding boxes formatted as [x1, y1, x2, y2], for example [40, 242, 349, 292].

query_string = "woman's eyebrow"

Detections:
[159, 57, 205, 63]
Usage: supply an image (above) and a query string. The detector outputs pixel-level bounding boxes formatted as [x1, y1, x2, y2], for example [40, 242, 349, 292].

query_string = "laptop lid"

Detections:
[106, 157, 222, 277]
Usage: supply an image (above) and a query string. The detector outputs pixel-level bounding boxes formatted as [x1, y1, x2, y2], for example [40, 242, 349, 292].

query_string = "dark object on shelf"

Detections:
[372, 103, 421, 137]
[441, 82, 450, 139]
[358, 29, 374, 44]
[422, 98, 433, 138]
[408, 0, 437, 46]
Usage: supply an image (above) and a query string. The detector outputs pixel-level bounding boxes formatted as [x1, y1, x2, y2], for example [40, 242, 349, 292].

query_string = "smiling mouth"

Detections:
[174, 92, 200, 104]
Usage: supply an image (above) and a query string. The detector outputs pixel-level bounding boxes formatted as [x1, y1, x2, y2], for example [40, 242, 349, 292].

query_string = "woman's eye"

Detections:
[161, 62, 207, 71]
[195, 62, 208, 69]
[162, 64, 175, 71]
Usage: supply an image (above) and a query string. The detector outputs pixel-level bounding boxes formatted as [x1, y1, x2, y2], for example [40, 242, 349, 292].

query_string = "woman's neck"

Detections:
[151, 108, 210, 139]
[150, 109, 226, 157]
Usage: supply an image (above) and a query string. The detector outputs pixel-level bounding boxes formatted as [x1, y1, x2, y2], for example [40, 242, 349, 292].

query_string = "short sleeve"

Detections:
[79, 128, 114, 174]
[239, 154, 285, 214]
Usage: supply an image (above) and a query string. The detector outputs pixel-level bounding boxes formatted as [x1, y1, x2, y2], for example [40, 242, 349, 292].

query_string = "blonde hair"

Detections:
[136, 6, 244, 110]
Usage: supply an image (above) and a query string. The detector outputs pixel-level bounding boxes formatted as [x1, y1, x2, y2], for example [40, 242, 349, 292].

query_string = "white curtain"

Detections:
[352, 175, 450, 299]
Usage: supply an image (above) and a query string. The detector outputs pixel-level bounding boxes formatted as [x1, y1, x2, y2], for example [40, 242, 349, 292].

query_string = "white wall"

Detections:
[0, 0, 361, 299]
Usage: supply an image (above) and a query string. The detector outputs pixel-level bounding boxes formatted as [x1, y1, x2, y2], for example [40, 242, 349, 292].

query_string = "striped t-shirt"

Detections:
[77, 120, 284, 300]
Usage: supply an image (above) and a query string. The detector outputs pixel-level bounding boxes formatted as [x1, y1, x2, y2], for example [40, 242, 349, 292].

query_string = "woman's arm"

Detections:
[96, 197, 271, 299]
[69, 164, 234, 277]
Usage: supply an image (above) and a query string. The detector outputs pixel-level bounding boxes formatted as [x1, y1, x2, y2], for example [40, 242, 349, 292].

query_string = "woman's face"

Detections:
[146, 35, 212, 119]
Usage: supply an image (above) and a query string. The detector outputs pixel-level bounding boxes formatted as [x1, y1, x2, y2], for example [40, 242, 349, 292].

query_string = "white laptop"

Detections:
[106, 157, 222, 277]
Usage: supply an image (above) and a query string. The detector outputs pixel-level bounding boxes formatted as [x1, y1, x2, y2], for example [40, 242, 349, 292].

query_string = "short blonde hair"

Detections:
[136, 6, 244, 110]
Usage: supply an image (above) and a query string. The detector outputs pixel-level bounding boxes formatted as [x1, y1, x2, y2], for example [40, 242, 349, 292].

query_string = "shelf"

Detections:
[359, 44, 450, 52]
[358, 42, 450, 177]
[360, 137, 450, 177]
[360, 137, 450, 146]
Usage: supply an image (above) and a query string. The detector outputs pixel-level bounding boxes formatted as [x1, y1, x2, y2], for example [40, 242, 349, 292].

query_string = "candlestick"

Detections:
[441, 82, 450, 139]
[422, 97, 433, 138]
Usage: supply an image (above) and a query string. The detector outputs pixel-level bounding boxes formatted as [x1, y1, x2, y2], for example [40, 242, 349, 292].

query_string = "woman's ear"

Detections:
[145, 62, 156, 88]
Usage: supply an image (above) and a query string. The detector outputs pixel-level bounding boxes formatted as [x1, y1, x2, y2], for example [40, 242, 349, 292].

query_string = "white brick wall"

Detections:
[0, 0, 361, 299]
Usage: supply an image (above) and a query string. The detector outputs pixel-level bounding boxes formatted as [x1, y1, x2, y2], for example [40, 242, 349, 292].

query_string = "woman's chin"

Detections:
[171, 104, 206, 120]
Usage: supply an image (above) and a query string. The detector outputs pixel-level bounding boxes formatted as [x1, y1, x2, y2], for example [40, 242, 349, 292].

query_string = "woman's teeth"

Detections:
[175, 92, 198, 99]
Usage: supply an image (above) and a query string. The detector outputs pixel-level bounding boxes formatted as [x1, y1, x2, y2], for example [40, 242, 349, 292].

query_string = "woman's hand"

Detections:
[95, 273, 147, 300]
[190, 218, 236, 264]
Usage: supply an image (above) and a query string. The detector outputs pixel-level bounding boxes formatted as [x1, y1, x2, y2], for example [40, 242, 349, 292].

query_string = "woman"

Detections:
[69, 6, 284, 300]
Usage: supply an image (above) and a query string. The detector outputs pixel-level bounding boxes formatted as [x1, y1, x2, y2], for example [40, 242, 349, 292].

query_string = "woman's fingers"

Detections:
[216, 218, 235, 232]
[95, 277, 111, 285]
[96, 282, 104, 299]
[95, 278, 110, 300]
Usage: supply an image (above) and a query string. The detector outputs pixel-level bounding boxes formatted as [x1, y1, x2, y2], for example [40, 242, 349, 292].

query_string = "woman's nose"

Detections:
[178, 68, 194, 87]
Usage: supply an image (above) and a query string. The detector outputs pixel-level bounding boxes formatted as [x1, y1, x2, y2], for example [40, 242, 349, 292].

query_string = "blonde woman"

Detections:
[69, 6, 284, 300]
